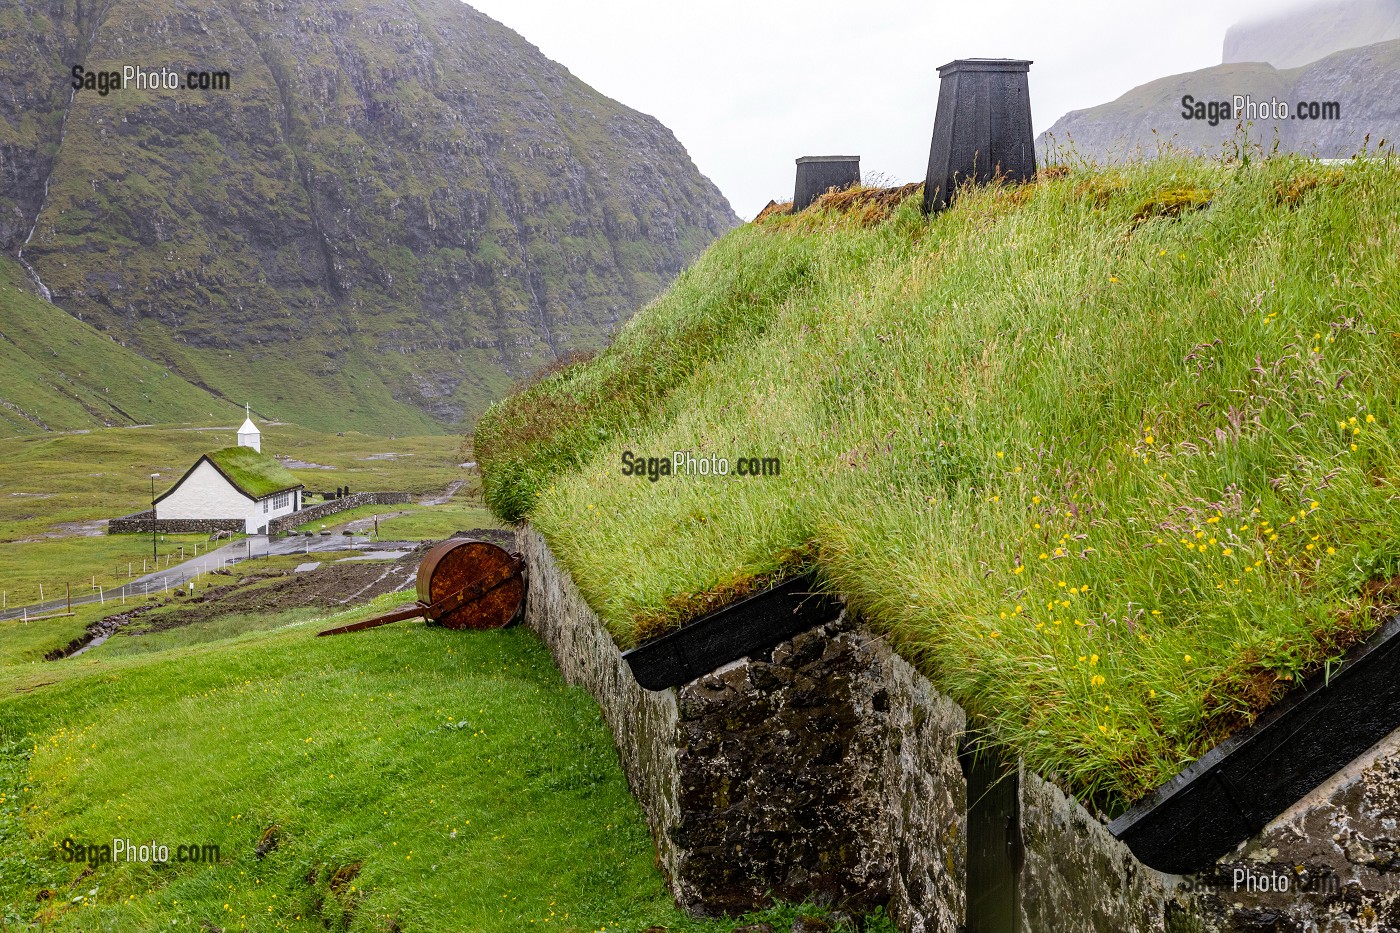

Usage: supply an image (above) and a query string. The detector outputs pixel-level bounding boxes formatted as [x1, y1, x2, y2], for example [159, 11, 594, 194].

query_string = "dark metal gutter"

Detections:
[621, 573, 841, 691]
[1110, 615, 1400, 874]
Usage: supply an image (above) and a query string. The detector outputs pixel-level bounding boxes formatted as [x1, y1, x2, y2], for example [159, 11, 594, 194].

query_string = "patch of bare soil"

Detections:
[455, 528, 514, 550]
[128, 547, 431, 635]
[275, 456, 334, 470]
[18, 520, 107, 542]
[45, 547, 436, 655]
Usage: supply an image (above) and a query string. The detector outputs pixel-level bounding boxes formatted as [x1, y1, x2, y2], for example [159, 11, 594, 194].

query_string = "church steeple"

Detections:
[237, 404, 261, 453]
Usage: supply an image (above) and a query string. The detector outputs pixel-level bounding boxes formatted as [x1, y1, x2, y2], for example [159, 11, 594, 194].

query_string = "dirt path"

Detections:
[419, 480, 465, 507]
[342, 511, 412, 533]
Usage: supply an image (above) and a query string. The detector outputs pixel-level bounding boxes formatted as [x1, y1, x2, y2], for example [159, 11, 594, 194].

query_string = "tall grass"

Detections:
[476, 153, 1400, 811]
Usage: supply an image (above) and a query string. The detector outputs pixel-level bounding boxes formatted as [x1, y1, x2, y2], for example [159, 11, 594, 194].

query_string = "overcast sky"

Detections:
[467, 0, 1294, 219]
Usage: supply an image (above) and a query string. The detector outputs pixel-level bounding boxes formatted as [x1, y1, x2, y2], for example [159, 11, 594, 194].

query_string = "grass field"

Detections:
[0, 258, 227, 439]
[0, 423, 878, 931]
[476, 153, 1400, 812]
[0, 599, 121, 666]
[0, 424, 478, 607]
[0, 588, 880, 932]
[292, 498, 499, 540]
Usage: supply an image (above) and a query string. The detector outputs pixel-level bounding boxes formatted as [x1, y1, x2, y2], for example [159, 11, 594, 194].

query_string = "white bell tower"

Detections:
[237, 404, 261, 453]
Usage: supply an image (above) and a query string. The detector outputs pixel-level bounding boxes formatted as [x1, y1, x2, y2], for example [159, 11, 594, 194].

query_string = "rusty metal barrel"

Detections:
[415, 538, 524, 630]
[317, 537, 523, 636]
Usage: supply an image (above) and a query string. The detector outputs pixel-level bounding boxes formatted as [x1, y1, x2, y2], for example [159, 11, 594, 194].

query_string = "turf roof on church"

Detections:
[204, 446, 303, 499]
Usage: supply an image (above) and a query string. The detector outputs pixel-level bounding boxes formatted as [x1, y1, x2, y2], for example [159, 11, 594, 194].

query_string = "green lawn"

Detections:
[0, 599, 124, 666]
[0, 534, 210, 608]
[374, 503, 500, 541]
[475, 154, 1400, 812]
[0, 592, 876, 932]
[0, 425, 477, 608]
[293, 499, 500, 541]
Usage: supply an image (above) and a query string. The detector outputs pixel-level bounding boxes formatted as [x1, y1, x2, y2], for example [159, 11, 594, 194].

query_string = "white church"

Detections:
[153, 410, 305, 534]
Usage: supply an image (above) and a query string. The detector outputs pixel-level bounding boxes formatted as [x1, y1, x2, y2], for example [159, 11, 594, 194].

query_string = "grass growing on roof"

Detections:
[199, 447, 303, 499]
[476, 153, 1400, 812]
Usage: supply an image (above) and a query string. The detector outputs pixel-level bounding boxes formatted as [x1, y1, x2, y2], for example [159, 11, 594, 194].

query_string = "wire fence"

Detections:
[0, 537, 273, 622]
[1, 530, 380, 622]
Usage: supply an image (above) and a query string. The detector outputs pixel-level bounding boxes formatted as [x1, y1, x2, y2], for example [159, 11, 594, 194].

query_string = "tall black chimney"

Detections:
[924, 59, 1035, 213]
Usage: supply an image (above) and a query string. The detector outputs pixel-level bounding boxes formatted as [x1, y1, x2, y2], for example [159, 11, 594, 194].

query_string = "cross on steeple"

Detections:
[238, 404, 262, 453]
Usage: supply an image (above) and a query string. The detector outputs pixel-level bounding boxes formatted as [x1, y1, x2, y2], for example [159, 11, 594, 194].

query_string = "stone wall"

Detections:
[109, 492, 412, 536]
[107, 511, 244, 535]
[267, 492, 412, 534]
[1190, 730, 1400, 931]
[517, 525, 1400, 933]
[521, 525, 972, 923]
[519, 527, 687, 898]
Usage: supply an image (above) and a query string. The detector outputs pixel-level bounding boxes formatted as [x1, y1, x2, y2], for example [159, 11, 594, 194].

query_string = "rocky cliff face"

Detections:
[1039, 39, 1400, 164]
[0, 0, 736, 433]
[1224, 0, 1400, 69]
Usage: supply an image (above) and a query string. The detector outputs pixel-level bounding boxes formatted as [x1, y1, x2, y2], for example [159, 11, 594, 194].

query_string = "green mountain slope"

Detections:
[476, 157, 1400, 811]
[0, 257, 233, 436]
[1, 0, 736, 434]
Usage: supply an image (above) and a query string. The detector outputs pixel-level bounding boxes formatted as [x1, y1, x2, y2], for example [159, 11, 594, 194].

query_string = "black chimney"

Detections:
[793, 155, 861, 211]
[923, 59, 1035, 213]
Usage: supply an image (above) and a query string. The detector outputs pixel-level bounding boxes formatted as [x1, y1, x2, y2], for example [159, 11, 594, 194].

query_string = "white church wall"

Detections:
[157, 461, 257, 530]
[253, 488, 302, 531]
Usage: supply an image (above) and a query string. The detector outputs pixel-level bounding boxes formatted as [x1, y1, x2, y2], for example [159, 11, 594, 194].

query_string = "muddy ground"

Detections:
[46, 530, 516, 659]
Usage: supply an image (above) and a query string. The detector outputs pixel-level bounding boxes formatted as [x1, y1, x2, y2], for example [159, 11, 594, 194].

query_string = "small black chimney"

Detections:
[923, 59, 1035, 213]
[793, 155, 861, 211]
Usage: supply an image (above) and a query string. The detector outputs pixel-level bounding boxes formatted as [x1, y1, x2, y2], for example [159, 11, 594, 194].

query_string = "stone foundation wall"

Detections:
[267, 492, 412, 534]
[107, 511, 244, 535]
[518, 526, 1400, 932]
[1190, 730, 1400, 931]
[520, 526, 974, 923]
[519, 527, 687, 897]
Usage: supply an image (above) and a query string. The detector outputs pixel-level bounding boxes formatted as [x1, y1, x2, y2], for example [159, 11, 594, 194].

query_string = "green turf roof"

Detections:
[475, 157, 1400, 812]
[203, 446, 303, 499]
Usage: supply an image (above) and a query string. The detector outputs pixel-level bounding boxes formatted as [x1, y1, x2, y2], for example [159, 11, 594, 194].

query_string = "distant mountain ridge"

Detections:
[1224, 0, 1400, 68]
[0, 0, 737, 435]
[1040, 38, 1400, 163]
